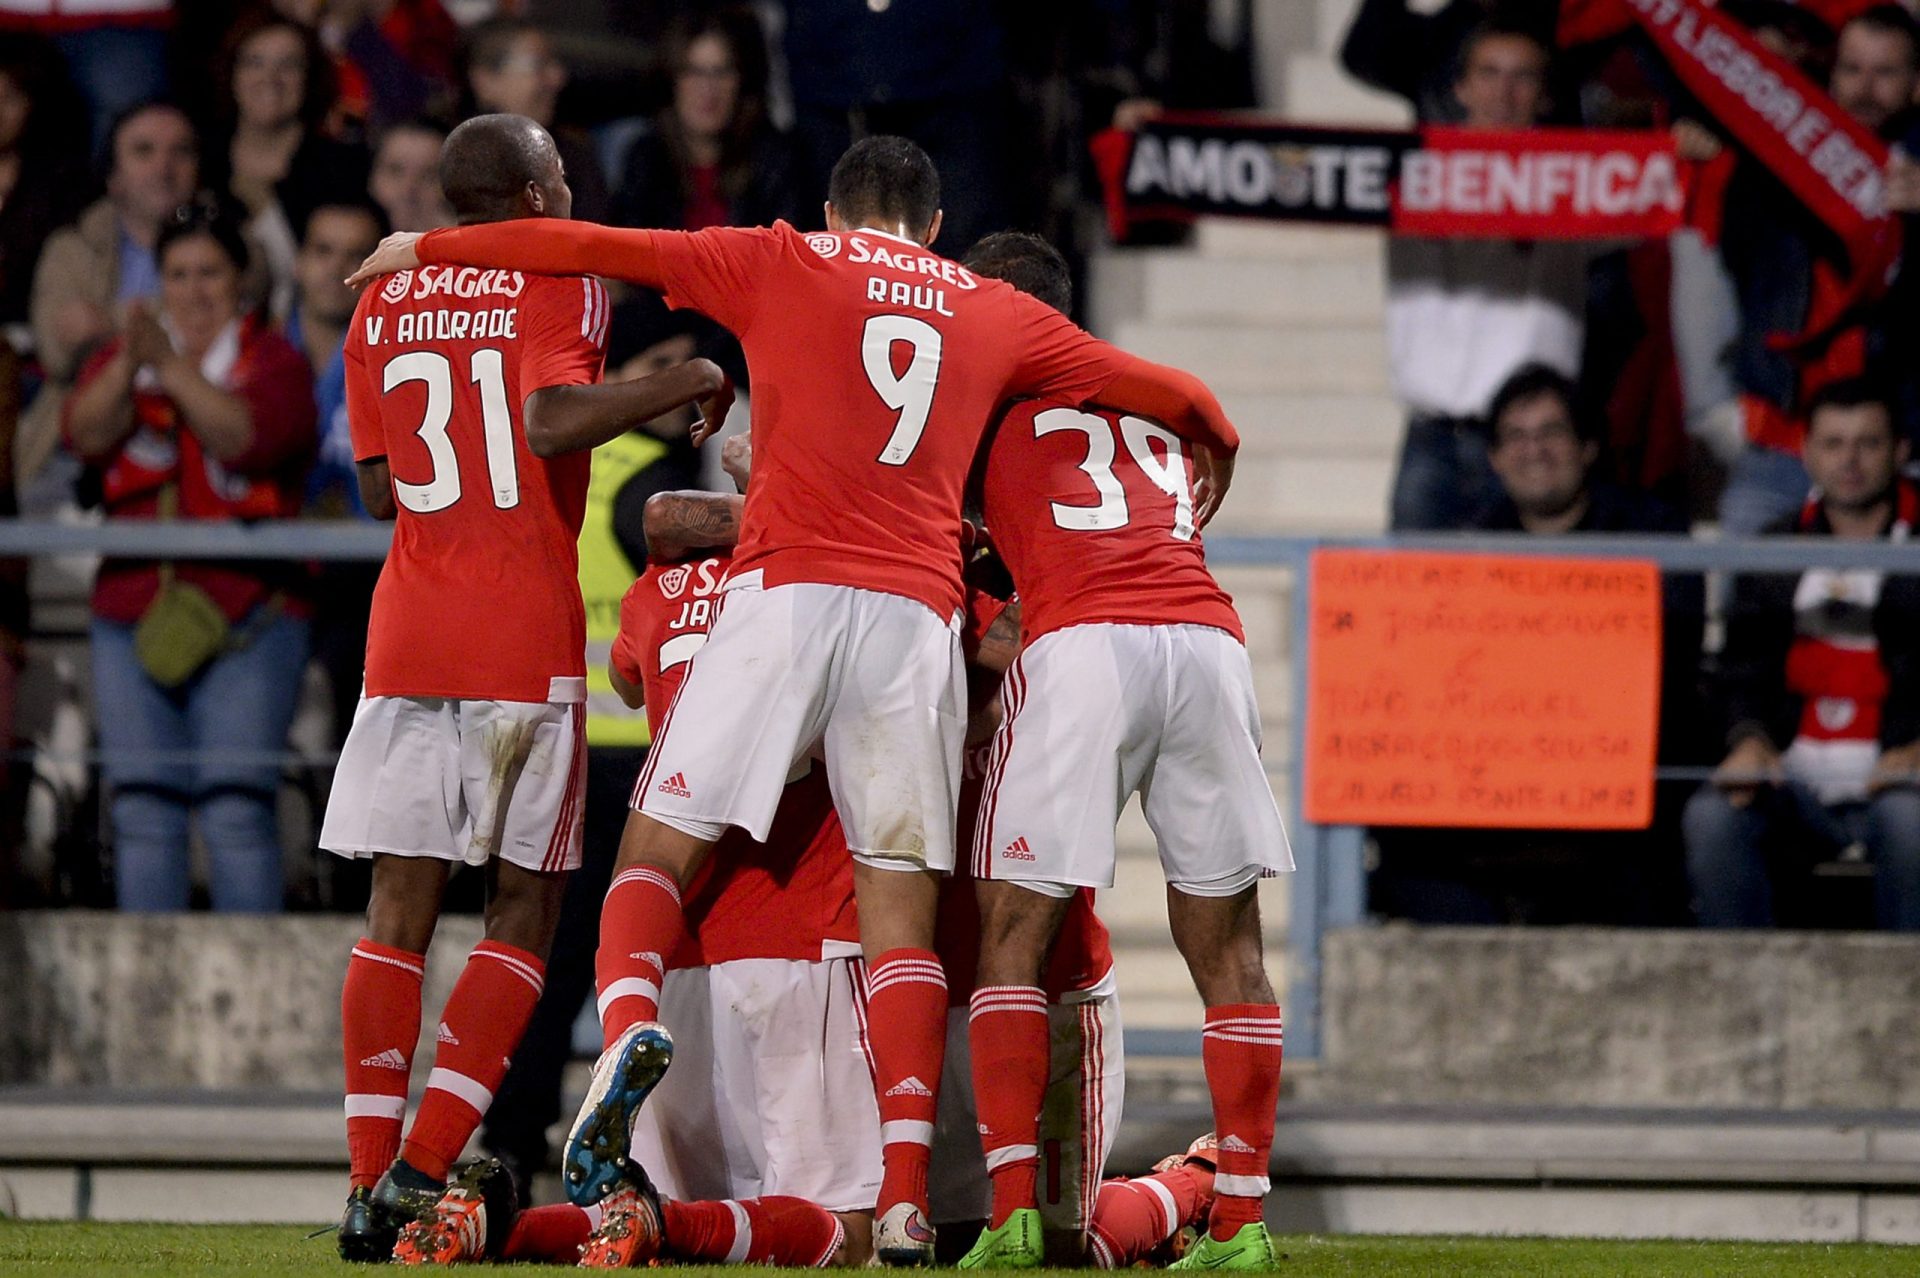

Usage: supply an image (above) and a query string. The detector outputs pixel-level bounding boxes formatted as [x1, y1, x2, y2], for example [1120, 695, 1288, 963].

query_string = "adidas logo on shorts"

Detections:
[886, 1075, 934, 1098]
[360, 1049, 408, 1070]
[1220, 1134, 1257, 1154]
[658, 772, 692, 799]
[436, 1022, 461, 1046]
[1002, 836, 1036, 862]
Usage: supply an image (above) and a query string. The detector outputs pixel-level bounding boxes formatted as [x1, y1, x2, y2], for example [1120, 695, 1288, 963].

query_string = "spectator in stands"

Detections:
[1684, 380, 1920, 930]
[1341, 0, 1565, 124]
[0, 0, 171, 151]
[459, 17, 608, 223]
[1371, 365, 1702, 925]
[1712, 5, 1920, 533]
[0, 38, 88, 334]
[368, 116, 453, 233]
[64, 204, 316, 913]
[203, 14, 371, 321]
[21, 101, 197, 487]
[1382, 22, 1595, 529]
[784, 0, 1009, 252]
[273, 0, 459, 131]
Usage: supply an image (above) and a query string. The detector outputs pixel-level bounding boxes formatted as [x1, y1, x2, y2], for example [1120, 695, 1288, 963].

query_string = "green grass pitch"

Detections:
[0, 1224, 1911, 1276]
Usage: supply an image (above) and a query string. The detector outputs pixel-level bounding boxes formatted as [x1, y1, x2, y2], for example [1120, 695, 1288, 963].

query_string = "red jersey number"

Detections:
[862, 314, 942, 466]
[383, 348, 520, 513]
[1034, 407, 1194, 540]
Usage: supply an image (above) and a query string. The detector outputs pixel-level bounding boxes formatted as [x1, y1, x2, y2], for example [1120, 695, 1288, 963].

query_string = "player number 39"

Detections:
[1034, 407, 1195, 540]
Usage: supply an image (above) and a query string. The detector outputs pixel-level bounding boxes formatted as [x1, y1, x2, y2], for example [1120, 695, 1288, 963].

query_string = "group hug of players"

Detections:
[319, 110, 1293, 1271]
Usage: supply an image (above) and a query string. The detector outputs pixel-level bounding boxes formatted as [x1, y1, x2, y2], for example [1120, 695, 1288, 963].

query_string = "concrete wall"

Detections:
[1319, 926, 1920, 1109]
[2, 912, 482, 1089]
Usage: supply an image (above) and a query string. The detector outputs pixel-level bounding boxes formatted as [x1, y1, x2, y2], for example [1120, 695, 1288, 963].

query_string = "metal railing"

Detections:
[9, 520, 1918, 1058]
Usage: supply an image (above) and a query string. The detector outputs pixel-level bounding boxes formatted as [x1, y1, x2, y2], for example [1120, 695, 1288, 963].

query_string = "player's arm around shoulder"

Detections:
[523, 357, 731, 458]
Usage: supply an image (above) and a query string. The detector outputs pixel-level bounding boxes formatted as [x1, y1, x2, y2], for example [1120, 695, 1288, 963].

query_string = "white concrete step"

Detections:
[1192, 220, 1385, 260]
[1096, 253, 1385, 326]
[1282, 53, 1413, 127]
[1221, 391, 1403, 456]
[1208, 451, 1391, 534]
[1111, 320, 1390, 395]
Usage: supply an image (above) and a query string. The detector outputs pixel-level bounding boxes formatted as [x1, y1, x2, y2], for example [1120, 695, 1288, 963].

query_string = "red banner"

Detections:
[1092, 115, 1683, 242]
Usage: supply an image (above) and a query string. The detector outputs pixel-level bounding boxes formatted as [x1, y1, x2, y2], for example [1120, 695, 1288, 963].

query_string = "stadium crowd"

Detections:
[0, 3, 1910, 964]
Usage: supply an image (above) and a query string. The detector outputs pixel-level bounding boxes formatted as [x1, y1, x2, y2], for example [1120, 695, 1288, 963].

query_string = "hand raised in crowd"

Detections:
[122, 301, 174, 372]
[346, 231, 425, 287]
[1111, 97, 1163, 132]
[1671, 118, 1724, 164]
[1868, 739, 1920, 793]
[1885, 147, 1920, 215]
[1712, 734, 1785, 809]
[51, 298, 114, 358]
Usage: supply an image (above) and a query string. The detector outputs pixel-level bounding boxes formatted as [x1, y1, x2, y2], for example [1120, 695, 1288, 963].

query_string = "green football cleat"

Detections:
[1169, 1222, 1278, 1270]
[955, 1207, 1042, 1270]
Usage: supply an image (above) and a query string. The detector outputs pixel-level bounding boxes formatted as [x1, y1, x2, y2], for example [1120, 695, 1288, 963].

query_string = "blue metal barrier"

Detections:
[8, 521, 1918, 1057]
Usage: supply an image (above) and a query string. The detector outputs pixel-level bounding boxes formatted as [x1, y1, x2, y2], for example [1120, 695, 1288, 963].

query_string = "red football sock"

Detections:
[865, 948, 948, 1215]
[663, 1197, 844, 1266]
[968, 985, 1049, 1227]
[501, 1202, 601, 1262]
[1201, 1004, 1282, 1240]
[341, 939, 425, 1189]
[594, 865, 684, 1048]
[400, 940, 547, 1181]
[1087, 1168, 1209, 1268]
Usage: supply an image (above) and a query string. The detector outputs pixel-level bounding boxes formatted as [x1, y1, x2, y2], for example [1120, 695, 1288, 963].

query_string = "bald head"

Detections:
[440, 113, 571, 224]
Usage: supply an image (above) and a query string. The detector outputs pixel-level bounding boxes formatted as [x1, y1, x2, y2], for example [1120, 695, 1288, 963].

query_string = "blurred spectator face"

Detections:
[675, 33, 741, 142]
[160, 233, 244, 356]
[471, 30, 565, 127]
[108, 107, 200, 227]
[233, 23, 309, 131]
[1804, 401, 1905, 511]
[1830, 22, 1920, 133]
[1489, 390, 1596, 519]
[297, 206, 383, 326]
[371, 125, 453, 231]
[1455, 34, 1549, 129]
[0, 71, 29, 154]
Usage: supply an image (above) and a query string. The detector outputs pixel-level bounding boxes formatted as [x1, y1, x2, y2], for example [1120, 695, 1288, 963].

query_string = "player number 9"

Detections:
[861, 313, 943, 466]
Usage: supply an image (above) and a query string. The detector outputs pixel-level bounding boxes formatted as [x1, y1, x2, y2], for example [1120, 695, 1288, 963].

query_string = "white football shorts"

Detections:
[971, 623, 1292, 894]
[629, 956, 882, 1214]
[634, 577, 967, 872]
[320, 682, 585, 874]
[929, 979, 1124, 1238]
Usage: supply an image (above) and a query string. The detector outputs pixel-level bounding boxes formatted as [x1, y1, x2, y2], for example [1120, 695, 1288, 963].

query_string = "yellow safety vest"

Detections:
[579, 431, 668, 747]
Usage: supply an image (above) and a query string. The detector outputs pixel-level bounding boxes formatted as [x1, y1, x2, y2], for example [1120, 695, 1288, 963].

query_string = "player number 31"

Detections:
[381, 348, 521, 514]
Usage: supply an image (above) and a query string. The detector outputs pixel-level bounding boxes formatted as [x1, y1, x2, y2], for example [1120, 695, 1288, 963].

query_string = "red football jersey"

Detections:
[980, 402, 1243, 645]
[347, 267, 609, 702]
[420, 220, 1147, 620]
[614, 554, 860, 967]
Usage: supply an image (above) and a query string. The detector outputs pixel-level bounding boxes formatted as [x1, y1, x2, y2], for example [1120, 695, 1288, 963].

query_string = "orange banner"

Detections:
[1303, 550, 1662, 829]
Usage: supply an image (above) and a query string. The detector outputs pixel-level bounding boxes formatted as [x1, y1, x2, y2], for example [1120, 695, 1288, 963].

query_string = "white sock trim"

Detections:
[596, 976, 661, 1020]
[1138, 1175, 1180, 1236]
[723, 1199, 753, 1263]
[880, 1119, 935, 1147]
[984, 1143, 1038, 1171]
[1213, 1172, 1270, 1198]
[344, 1093, 406, 1121]
[425, 1066, 494, 1114]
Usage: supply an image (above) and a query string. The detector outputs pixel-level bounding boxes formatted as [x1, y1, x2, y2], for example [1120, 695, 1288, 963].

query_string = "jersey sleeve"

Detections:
[344, 296, 386, 463]
[646, 224, 784, 334]
[1003, 288, 1135, 406]
[519, 275, 610, 394]
[612, 579, 648, 692]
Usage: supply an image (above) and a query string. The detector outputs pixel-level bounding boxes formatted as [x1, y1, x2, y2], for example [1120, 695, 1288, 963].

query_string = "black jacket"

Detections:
[1716, 491, 1920, 755]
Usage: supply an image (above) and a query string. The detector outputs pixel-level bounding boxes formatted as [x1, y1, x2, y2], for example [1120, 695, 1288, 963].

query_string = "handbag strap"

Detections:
[154, 478, 178, 590]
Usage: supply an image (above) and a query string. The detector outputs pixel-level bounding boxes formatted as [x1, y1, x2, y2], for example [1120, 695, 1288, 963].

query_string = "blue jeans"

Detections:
[53, 27, 170, 156]
[1717, 444, 1810, 536]
[91, 609, 312, 912]
[1682, 780, 1920, 930]
[1389, 414, 1499, 531]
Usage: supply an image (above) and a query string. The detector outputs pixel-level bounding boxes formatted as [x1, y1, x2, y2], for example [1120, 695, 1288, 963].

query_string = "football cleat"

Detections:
[575, 1162, 667, 1269]
[392, 1157, 519, 1265]
[563, 1022, 674, 1207]
[337, 1185, 393, 1263]
[1168, 1222, 1278, 1271]
[873, 1201, 937, 1267]
[955, 1207, 1041, 1269]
